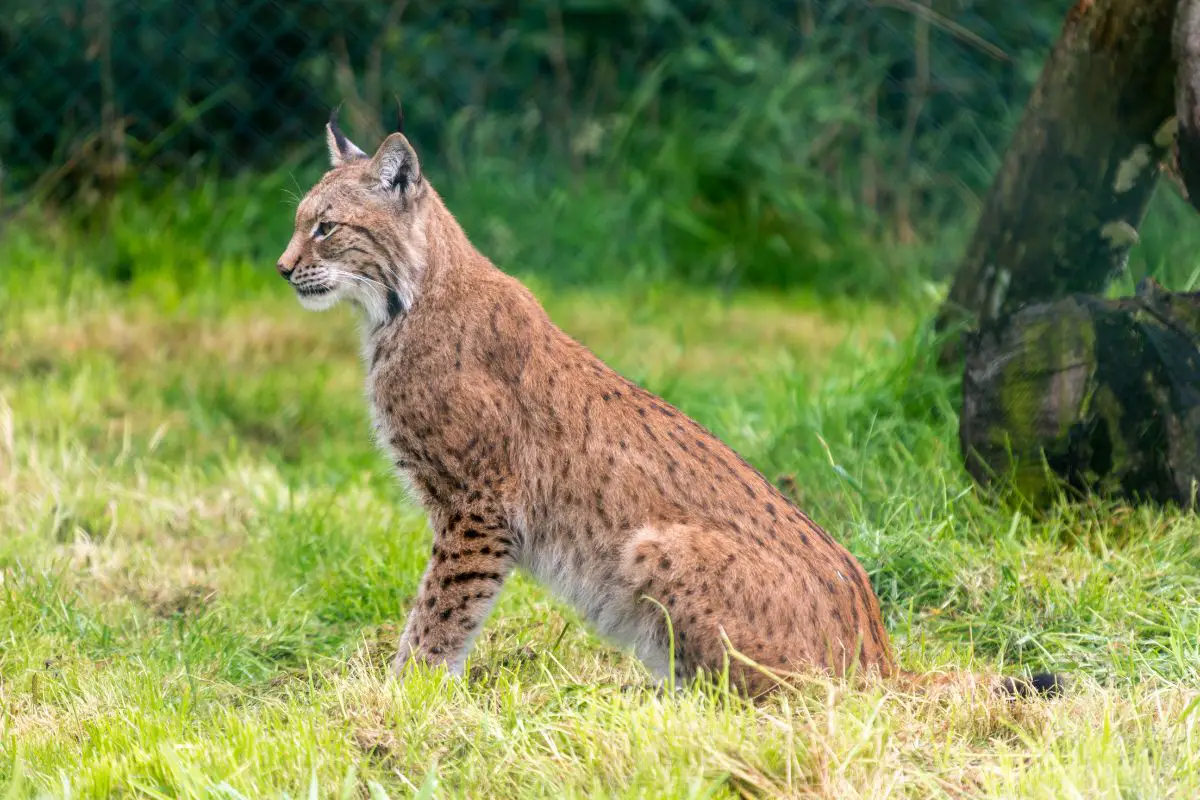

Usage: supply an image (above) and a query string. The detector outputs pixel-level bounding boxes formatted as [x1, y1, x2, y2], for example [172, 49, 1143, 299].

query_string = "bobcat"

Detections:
[275, 112, 1061, 697]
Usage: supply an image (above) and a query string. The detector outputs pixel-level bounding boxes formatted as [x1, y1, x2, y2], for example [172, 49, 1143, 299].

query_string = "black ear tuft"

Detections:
[326, 106, 368, 167]
[394, 95, 405, 135]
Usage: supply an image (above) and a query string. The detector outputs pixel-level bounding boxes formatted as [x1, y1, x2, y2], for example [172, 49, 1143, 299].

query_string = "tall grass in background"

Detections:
[5, 0, 1200, 300]
[0, 35, 961, 304]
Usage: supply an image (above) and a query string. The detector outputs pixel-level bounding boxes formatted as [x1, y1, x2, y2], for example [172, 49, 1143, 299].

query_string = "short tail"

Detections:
[996, 671, 1068, 699]
[894, 669, 1068, 699]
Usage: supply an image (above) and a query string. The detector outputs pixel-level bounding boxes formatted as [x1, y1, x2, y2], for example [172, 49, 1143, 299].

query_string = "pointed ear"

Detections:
[369, 133, 422, 196]
[326, 108, 367, 167]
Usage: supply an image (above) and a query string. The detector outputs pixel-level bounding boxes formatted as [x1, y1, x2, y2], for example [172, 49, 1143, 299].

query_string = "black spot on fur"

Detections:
[869, 623, 883, 648]
[370, 342, 389, 371]
[446, 571, 502, 585]
[594, 489, 611, 526]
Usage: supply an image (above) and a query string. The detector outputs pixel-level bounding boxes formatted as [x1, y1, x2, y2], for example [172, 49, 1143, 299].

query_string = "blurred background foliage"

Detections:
[2, 0, 1194, 295]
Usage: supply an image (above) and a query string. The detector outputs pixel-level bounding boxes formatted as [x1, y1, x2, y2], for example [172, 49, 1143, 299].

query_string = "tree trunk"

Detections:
[936, 0, 1178, 356]
[961, 278, 1200, 508]
[1174, 0, 1200, 209]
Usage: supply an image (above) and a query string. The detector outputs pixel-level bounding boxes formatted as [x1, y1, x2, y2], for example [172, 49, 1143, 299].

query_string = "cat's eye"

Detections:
[312, 220, 337, 239]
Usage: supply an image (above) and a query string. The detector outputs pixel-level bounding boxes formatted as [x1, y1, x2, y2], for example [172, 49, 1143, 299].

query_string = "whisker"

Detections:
[327, 268, 388, 292]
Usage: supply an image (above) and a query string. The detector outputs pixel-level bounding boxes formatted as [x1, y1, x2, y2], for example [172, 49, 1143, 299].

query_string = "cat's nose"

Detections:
[277, 261, 295, 279]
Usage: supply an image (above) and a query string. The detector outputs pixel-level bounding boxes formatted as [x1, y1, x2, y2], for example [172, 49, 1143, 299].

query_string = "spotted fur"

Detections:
[275, 119, 1062, 698]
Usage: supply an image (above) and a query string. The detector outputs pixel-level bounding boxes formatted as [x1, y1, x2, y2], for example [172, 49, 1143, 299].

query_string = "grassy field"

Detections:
[2, 202, 1200, 799]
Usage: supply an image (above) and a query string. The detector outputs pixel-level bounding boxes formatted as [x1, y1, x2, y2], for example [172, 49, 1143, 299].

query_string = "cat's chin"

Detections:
[296, 285, 341, 311]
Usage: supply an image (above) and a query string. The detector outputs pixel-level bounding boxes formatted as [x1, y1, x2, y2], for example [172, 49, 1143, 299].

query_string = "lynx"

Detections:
[275, 112, 1061, 697]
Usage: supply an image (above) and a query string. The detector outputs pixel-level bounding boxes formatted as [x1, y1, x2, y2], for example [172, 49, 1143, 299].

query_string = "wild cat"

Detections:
[275, 110, 1061, 697]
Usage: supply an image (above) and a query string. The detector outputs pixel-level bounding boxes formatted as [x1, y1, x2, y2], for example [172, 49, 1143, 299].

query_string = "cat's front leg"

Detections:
[394, 498, 516, 677]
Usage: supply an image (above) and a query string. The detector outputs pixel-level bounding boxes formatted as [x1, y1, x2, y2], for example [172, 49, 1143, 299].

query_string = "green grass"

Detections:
[2, 195, 1200, 799]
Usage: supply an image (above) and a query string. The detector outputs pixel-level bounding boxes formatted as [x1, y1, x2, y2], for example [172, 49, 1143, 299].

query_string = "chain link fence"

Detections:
[1, 1, 1061, 205]
[3, 1, 382, 198]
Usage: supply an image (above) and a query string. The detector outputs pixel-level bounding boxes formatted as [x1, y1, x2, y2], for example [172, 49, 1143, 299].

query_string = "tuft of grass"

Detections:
[2, 197, 1199, 797]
